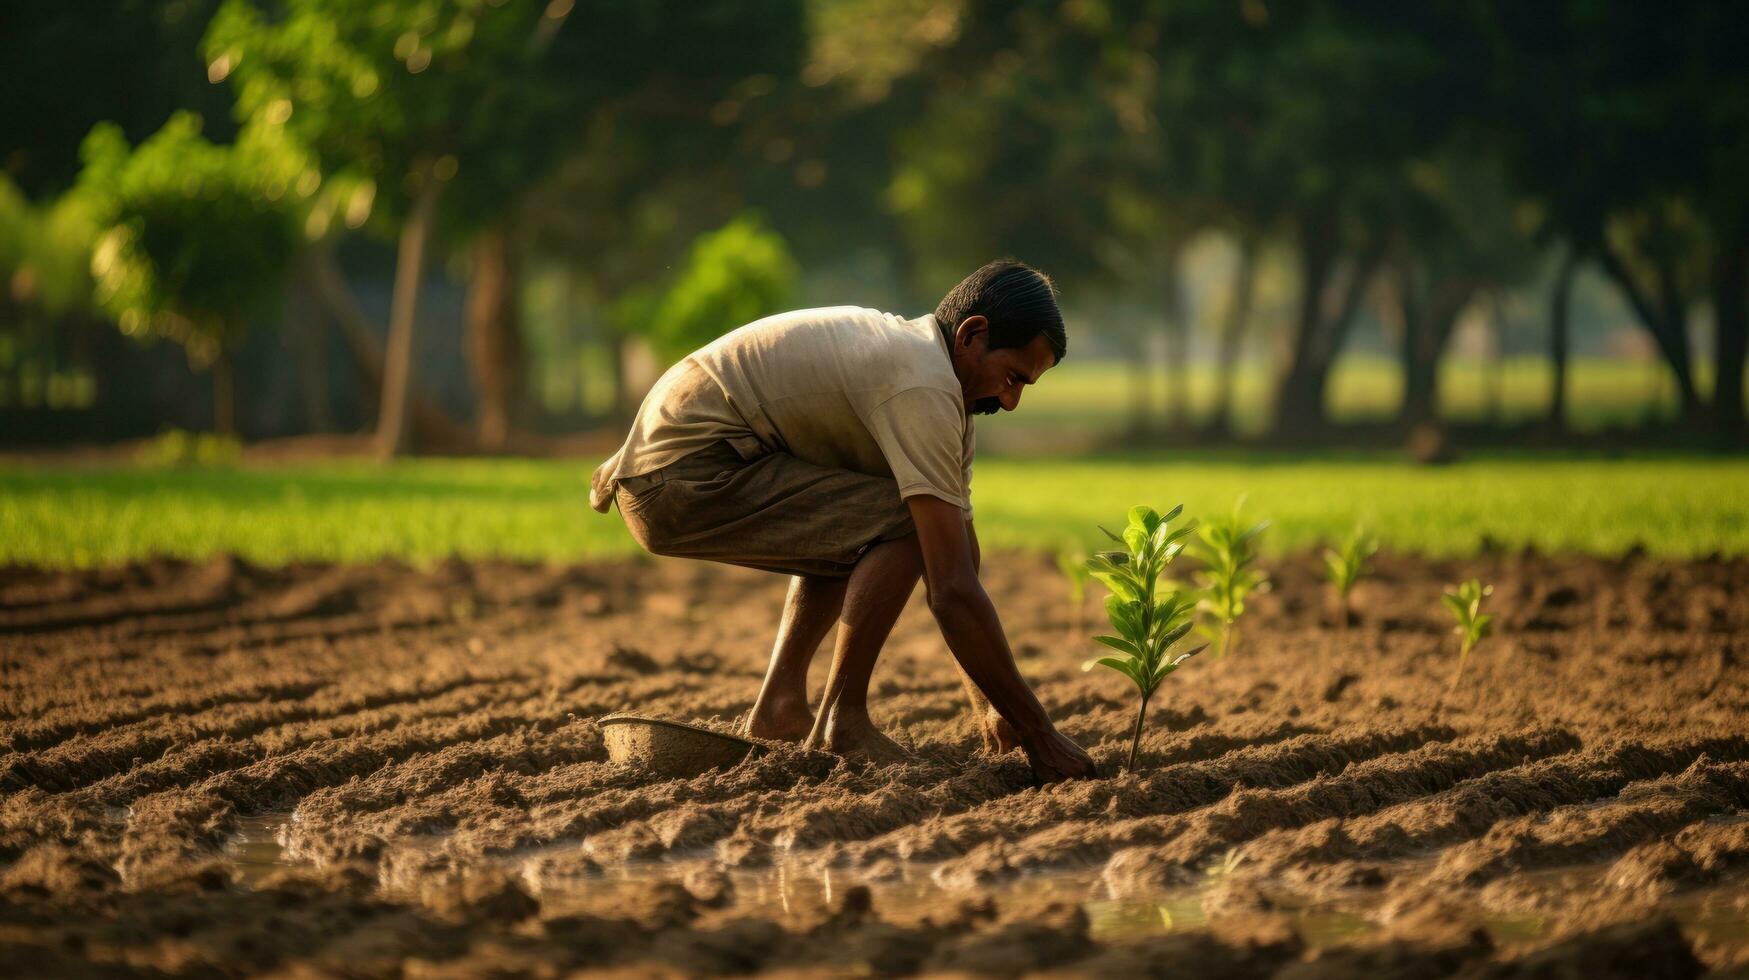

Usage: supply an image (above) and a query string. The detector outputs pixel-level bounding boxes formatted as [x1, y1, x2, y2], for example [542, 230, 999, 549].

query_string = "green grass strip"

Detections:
[2, 453, 1744, 568]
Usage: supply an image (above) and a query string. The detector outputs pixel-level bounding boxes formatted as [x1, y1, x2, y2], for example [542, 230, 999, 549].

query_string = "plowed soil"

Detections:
[3, 550, 1747, 977]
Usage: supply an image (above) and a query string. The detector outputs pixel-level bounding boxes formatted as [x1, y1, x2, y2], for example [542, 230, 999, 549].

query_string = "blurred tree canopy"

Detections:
[77, 114, 305, 434]
[1, 0, 1744, 445]
[616, 213, 798, 363]
[203, 0, 804, 453]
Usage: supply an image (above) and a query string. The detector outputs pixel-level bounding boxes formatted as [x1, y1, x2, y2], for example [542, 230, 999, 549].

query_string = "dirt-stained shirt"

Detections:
[588, 307, 974, 519]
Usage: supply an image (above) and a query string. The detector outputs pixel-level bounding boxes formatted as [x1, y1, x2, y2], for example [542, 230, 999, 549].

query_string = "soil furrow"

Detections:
[1, 678, 329, 751]
[1607, 814, 1749, 898]
[1, 674, 518, 791]
[1230, 735, 1749, 887]
[1, 676, 525, 796]
[834, 724, 1460, 871]
[1428, 758, 1749, 887]
[0, 681, 561, 822]
[968, 727, 1586, 890]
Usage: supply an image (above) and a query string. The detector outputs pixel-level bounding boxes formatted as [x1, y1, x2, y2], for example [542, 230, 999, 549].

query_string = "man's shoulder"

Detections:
[708, 306, 948, 378]
[718, 305, 896, 338]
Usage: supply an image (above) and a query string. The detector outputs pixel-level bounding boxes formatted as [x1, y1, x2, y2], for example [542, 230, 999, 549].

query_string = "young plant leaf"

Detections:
[1092, 633, 1145, 659]
[1079, 502, 1204, 773]
[1192, 498, 1269, 658]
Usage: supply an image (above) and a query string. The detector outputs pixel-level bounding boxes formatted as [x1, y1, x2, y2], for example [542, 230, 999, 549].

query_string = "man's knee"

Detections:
[615, 489, 676, 558]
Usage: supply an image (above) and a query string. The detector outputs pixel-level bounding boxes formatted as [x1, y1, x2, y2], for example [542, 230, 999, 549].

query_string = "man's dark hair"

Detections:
[935, 259, 1067, 363]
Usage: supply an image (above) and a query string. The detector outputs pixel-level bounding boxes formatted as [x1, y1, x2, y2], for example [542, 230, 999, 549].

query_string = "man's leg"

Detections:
[745, 573, 846, 740]
[805, 533, 924, 761]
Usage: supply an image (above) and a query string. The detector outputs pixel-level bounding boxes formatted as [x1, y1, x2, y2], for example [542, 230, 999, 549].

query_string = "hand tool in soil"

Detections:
[599, 714, 765, 778]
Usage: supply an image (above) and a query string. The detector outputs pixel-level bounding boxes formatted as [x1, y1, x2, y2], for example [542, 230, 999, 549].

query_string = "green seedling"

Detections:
[1083, 504, 1205, 773]
[1055, 548, 1092, 641]
[1322, 528, 1378, 629]
[1442, 579, 1494, 693]
[1191, 498, 1269, 659]
[1205, 847, 1245, 880]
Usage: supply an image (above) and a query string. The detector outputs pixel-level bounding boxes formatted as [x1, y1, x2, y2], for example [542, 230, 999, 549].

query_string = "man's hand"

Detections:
[1022, 726, 1098, 782]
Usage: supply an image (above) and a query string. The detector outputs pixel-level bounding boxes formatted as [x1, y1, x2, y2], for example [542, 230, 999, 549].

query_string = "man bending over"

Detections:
[589, 259, 1096, 782]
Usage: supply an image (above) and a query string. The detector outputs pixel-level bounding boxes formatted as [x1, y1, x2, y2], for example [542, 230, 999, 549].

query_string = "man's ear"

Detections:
[954, 314, 990, 353]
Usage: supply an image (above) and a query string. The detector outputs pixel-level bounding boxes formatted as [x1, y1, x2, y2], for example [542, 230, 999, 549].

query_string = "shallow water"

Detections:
[221, 812, 1749, 952]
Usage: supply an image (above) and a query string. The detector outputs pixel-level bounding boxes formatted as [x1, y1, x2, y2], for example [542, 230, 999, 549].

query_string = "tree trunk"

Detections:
[1485, 293, 1506, 426]
[1547, 248, 1578, 432]
[1308, 243, 1383, 421]
[1160, 260, 1189, 432]
[287, 272, 333, 433]
[1273, 220, 1338, 436]
[1126, 334, 1155, 436]
[1399, 265, 1475, 431]
[466, 225, 523, 452]
[608, 331, 631, 423]
[1596, 242, 1703, 421]
[1398, 265, 1432, 429]
[302, 246, 474, 450]
[1714, 242, 1747, 437]
[212, 349, 236, 438]
[375, 176, 443, 459]
[1210, 236, 1257, 436]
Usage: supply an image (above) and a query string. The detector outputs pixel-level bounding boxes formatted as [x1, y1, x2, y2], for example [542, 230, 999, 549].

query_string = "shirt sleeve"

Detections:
[861, 387, 970, 511]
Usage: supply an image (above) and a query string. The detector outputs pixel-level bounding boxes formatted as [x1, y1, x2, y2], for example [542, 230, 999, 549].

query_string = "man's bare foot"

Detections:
[979, 707, 1020, 754]
[806, 712, 916, 764]
[743, 695, 814, 742]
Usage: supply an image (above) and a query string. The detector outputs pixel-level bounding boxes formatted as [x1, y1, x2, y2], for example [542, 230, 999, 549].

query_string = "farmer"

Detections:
[589, 260, 1097, 782]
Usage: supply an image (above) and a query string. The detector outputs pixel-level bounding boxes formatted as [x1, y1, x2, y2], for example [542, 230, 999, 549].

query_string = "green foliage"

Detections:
[1055, 547, 1090, 608]
[134, 429, 243, 468]
[77, 113, 304, 365]
[1323, 527, 1378, 624]
[1054, 546, 1091, 642]
[205, 0, 549, 230]
[206, 0, 804, 235]
[1191, 499, 1269, 658]
[615, 214, 798, 362]
[0, 174, 99, 322]
[1323, 529, 1378, 598]
[1081, 504, 1204, 773]
[1442, 578, 1495, 693]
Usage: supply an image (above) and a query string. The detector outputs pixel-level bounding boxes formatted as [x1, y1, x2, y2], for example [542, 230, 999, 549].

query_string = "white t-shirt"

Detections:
[589, 307, 974, 518]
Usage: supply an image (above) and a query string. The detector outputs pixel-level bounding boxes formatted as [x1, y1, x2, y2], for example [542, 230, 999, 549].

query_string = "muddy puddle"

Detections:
[221, 809, 1749, 956]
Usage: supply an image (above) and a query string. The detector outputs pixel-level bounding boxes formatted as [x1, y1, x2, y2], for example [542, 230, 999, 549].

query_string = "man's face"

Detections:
[950, 316, 1059, 416]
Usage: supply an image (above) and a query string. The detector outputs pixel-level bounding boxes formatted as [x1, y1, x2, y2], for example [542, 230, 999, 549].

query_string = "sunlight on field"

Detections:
[4, 453, 1744, 567]
[1013, 356, 1692, 436]
[972, 454, 1749, 558]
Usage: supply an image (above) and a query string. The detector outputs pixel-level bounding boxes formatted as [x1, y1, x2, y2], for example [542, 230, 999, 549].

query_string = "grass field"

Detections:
[4, 451, 1744, 567]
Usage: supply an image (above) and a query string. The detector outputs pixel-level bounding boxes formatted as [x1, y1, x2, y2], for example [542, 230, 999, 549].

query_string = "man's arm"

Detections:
[957, 519, 1025, 753]
[909, 495, 1095, 781]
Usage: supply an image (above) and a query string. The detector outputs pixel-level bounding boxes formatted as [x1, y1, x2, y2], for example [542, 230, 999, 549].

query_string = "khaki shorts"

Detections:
[613, 441, 915, 579]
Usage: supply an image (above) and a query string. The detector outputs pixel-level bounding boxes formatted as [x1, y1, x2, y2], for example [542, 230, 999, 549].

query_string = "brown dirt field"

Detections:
[2, 551, 1747, 977]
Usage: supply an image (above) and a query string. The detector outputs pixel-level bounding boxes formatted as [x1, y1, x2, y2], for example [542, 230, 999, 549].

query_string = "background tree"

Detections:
[0, 0, 232, 197]
[1485, 1, 1749, 434]
[76, 114, 304, 435]
[208, 0, 804, 454]
[615, 213, 798, 364]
